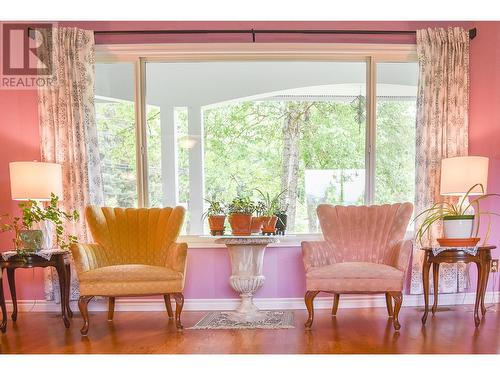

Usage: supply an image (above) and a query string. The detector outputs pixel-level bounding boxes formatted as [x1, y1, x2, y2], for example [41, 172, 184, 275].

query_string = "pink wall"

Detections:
[0, 89, 45, 299]
[1, 21, 499, 301]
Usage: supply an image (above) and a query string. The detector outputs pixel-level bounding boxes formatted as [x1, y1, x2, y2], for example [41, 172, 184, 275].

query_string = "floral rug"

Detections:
[188, 310, 295, 330]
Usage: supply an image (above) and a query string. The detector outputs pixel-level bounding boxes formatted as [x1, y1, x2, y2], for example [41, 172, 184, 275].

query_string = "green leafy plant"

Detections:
[254, 201, 267, 217]
[414, 183, 500, 246]
[0, 193, 79, 253]
[0, 215, 23, 252]
[227, 196, 255, 216]
[255, 189, 286, 217]
[202, 197, 226, 220]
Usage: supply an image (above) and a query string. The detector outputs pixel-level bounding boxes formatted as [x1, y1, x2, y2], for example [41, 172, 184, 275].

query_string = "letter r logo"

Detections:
[2, 23, 53, 76]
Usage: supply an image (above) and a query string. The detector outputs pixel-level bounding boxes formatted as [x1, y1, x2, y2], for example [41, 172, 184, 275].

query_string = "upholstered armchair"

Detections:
[71, 206, 187, 335]
[302, 203, 413, 330]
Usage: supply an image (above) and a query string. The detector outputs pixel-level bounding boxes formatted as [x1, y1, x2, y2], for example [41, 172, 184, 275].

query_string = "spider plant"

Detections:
[202, 197, 226, 220]
[414, 183, 500, 246]
[254, 189, 286, 217]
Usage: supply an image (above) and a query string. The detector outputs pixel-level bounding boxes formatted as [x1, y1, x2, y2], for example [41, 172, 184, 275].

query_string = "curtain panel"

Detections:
[410, 27, 470, 294]
[37, 27, 103, 301]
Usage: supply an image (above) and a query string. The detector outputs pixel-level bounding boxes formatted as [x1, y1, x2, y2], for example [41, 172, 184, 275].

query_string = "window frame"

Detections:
[95, 43, 418, 244]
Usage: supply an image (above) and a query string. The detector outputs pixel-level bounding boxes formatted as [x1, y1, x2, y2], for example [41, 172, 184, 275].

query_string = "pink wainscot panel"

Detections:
[183, 246, 306, 300]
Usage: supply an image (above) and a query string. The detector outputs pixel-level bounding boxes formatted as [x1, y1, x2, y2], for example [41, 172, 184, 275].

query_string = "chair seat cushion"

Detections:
[306, 262, 404, 292]
[79, 264, 184, 296]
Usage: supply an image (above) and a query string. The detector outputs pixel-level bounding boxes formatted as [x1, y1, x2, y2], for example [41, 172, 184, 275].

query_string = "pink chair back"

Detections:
[317, 203, 413, 264]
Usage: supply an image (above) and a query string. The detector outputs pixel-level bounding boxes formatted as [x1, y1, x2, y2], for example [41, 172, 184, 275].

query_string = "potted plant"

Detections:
[251, 201, 266, 234]
[255, 189, 286, 235]
[415, 183, 499, 246]
[203, 198, 226, 236]
[0, 193, 79, 256]
[274, 205, 288, 236]
[227, 196, 255, 236]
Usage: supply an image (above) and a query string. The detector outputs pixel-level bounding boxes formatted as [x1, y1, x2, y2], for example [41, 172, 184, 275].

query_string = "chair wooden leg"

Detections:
[172, 293, 184, 330]
[108, 297, 115, 321]
[305, 290, 320, 329]
[388, 291, 403, 330]
[385, 292, 394, 317]
[78, 296, 94, 336]
[332, 293, 340, 316]
[164, 294, 173, 319]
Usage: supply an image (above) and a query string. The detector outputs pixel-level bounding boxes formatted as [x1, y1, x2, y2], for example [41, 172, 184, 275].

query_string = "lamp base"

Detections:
[36, 220, 54, 250]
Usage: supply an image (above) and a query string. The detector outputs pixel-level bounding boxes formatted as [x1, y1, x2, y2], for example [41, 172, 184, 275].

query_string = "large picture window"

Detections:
[94, 46, 418, 236]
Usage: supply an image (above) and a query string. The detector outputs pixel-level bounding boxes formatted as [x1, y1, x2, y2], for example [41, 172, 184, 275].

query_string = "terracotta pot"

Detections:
[250, 216, 264, 233]
[261, 215, 278, 235]
[228, 213, 253, 236]
[208, 215, 226, 236]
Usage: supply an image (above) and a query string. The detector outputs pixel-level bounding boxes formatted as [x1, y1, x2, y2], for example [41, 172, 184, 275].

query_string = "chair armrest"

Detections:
[70, 243, 108, 274]
[165, 242, 188, 274]
[301, 240, 336, 272]
[390, 239, 413, 273]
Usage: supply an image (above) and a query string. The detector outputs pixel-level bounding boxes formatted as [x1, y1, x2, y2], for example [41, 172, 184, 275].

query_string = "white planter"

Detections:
[443, 216, 474, 239]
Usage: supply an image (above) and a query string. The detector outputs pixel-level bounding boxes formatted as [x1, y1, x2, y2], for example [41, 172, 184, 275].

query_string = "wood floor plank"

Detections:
[1, 305, 499, 354]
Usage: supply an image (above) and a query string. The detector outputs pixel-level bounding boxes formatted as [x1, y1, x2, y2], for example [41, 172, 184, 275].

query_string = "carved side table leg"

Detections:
[421, 254, 432, 324]
[0, 269, 7, 333]
[6, 269, 17, 321]
[480, 258, 490, 316]
[55, 259, 70, 328]
[431, 263, 440, 315]
[474, 261, 484, 327]
[65, 263, 73, 318]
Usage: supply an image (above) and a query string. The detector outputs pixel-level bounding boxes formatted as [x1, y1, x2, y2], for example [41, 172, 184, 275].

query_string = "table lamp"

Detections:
[439, 156, 489, 239]
[440, 156, 489, 202]
[9, 161, 63, 249]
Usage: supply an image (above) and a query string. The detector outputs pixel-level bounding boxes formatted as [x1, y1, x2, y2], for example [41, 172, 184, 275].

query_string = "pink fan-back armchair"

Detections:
[302, 202, 413, 330]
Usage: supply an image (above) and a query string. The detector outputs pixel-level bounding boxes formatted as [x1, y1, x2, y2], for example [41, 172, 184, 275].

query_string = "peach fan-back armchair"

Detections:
[302, 203, 413, 330]
[71, 206, 187, 335]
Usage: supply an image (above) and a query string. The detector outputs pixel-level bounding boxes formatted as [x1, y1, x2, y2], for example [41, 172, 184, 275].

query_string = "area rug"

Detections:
[188, 310, 295, 330]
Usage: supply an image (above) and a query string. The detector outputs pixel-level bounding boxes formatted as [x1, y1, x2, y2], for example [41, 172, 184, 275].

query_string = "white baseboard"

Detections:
[4, 291, 499, 313]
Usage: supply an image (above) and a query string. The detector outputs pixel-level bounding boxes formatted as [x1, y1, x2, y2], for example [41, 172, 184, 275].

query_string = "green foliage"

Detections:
[96, 96, 416, 234]
[414, 184, 500, 246]
[255, 189, 286, 217]
[0, 193, 79, 252]
[0, 215, 23, 251]
[227, 197, 255, 216]
[202, 198, 225, 219]
[95, 101, 138, 207]
[254, 201, 267, 217]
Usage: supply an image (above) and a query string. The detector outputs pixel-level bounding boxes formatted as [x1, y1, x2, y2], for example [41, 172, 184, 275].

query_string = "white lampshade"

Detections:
[9, 161, 63, 201]
[440, 156, 489, 196]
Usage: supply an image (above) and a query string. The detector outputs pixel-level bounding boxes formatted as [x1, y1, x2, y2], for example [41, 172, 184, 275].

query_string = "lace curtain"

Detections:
[37, 27, 103, 301]
[410, 27, 470, 294]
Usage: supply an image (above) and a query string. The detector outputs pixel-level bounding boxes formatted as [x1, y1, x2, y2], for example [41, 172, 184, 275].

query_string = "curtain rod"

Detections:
[28, 27, 478, 41]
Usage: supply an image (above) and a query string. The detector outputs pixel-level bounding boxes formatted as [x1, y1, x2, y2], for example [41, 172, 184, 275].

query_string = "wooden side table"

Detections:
[0, 250, 72, 333]
[421, 245, 495, 327]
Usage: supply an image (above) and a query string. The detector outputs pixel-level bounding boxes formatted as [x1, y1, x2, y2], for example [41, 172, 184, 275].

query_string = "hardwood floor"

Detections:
[1, 305, 500, 354]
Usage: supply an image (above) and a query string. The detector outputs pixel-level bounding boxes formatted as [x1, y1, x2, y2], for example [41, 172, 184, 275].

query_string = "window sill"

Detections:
[180, 230, 415, 249]
[180, 233, 324, 249]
